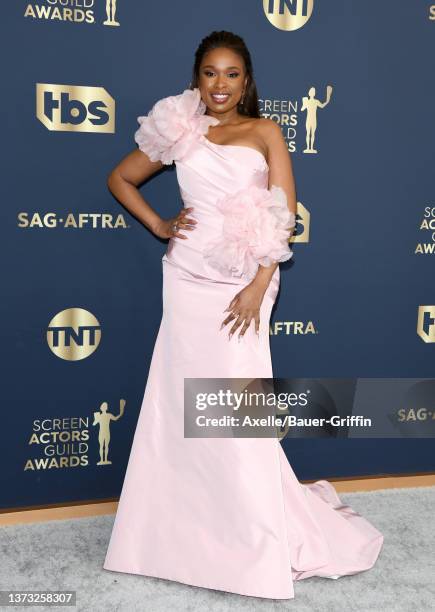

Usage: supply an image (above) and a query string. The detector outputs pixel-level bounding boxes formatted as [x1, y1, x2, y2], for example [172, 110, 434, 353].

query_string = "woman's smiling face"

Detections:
[198, 47, 248, 116]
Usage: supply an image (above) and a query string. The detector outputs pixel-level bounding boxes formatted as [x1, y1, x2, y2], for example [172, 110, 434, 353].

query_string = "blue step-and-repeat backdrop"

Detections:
[2, 1, 435, 511]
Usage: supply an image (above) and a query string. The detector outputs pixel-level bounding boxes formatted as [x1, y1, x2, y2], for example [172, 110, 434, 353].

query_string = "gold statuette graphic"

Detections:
[301, 85, 333, 154]
[93, 399, 126, 465]
[103, 0, 120, 26]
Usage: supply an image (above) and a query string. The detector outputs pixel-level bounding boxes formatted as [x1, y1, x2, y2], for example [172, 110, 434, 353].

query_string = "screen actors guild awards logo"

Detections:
[301, 86, 333, 153]
[415, 206, 435, 254]
[103, 0, 120, 26]
[93, 399, 126, 465]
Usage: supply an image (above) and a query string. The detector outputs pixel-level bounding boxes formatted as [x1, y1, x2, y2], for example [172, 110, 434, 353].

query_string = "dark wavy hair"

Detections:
[189, 30, 260, 119]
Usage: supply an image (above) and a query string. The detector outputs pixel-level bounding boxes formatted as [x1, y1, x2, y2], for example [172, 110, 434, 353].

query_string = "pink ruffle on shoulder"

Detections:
[134, 88, 219, 165]
[203, 184, 296, 281]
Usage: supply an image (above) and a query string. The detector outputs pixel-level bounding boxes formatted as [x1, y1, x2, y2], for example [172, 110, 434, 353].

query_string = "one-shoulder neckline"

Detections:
[201, 136, 269, 169]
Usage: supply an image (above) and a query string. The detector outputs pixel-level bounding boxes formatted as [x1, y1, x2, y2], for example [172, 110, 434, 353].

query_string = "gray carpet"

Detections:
[1, 486, 435, 612]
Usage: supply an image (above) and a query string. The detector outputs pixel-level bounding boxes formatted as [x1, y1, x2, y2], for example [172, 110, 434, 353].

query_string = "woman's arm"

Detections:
[107, 149, 196, 240]
[265, 119, 297, 219]
[221, 121, 297, 340]
[107, 149, 164, 234]
[251, 119, 297, 291]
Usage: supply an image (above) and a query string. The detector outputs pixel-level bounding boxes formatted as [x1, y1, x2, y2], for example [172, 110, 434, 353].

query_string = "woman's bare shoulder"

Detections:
[253, 117, 283, 139]
[248, 117, 284, 157]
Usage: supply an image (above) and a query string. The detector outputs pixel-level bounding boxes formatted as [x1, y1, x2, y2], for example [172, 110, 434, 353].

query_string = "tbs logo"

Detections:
[417, 306, 435, 343]
[36, 83, 115, 133]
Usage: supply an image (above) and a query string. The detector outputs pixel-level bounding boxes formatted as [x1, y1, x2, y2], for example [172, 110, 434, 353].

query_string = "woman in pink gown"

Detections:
[103, 31, 383, 600]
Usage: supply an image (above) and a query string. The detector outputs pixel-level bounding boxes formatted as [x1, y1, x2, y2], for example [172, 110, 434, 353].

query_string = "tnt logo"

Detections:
[36, 83, 115, 133]
[417, 306, 435, 343]
[47, 308, 102, 360]
[263, 0, 314, 30]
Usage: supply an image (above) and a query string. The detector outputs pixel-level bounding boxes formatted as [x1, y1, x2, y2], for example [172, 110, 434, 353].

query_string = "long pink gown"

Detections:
[103, 88, 384, 599]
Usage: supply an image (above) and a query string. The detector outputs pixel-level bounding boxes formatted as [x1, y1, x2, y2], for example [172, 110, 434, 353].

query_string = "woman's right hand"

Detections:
[153, 207, 197, 240]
